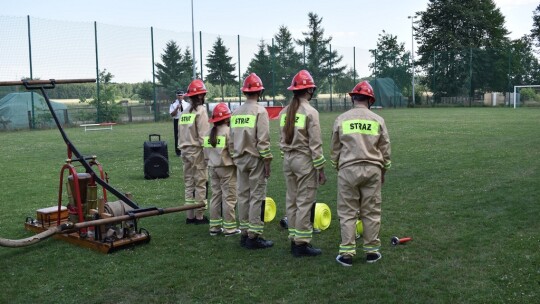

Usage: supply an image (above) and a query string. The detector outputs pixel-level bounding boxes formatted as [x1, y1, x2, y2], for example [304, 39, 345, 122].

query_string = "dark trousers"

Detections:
[173, 119, 180, 155]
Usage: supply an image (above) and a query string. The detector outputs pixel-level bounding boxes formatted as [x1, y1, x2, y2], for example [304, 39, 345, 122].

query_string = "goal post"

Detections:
[513, 85, 540, 109]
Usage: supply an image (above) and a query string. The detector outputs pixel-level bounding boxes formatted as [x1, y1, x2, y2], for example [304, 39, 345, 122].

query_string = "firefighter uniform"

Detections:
[229, 98, 273, 239]
[203, 121, 238, 235]
[331, 105, 391, 259]
[279, 98, 326, 245]
[179, 104, 210, 219]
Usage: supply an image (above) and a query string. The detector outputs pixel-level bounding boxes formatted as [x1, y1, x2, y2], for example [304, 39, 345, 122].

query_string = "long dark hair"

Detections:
[209, 119, 227, 147]
[284, 90, 306, 145]
[189, 94, 204, 112]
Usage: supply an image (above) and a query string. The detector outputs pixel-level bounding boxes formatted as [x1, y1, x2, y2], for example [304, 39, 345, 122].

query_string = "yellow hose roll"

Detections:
[356, 219, 363, 237]
[313, 203, 331, 230]
[264, 197, 276, 222]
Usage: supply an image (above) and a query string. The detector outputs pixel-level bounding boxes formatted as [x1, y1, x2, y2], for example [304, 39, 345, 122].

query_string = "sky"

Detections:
[1, 0, 539, 82]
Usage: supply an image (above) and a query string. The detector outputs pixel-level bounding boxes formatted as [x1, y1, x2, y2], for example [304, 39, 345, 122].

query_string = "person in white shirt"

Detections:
[169, 90, 189, 156]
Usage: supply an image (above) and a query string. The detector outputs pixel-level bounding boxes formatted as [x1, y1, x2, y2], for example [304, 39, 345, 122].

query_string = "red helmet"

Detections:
[287, 70, 316, 91]
[349, 81, 375, 103]
[185, 79, 207, 97]
[209, 103, 231, 123]
[241, 73, 264, 93]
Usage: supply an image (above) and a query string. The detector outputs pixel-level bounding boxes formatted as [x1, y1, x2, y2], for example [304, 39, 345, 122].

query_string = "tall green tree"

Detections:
[271, 26, 303, 98]
[297, 12, 346, 93]
[508, 36, 540, 85]
[155, 41, 189, 93]
[180, 47, 196, 88]
[531, 4, 540, 48]
[415, 0, 509, 100]
[245, 40, 273, 99]
[80, 69, 121, 123]
[369, 31, 412, 95]
[205, 37, 237, 101]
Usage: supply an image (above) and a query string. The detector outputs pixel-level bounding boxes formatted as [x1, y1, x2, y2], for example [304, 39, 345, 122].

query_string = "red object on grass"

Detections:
[265, 106, 284, 120]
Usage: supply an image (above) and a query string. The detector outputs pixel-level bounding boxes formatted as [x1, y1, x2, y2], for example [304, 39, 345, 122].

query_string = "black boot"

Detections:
[245, 236, 274, 249]
[240, 234, 248, 247]
[292, 243, 322, 257]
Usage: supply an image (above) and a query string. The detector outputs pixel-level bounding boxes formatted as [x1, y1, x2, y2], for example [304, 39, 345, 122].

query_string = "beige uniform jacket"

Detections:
[203, 124, 234, 167]
[278, 98, 326, 169]
[229, 99, 273, 160]
[178, 105, 210, 150]
[330, 106, 391, 170]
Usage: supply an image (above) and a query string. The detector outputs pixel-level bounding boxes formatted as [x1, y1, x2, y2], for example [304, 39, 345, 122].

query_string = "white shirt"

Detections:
[169, 98, 190, 119]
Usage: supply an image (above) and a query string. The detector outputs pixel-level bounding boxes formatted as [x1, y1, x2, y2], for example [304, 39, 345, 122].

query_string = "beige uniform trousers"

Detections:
[283, 151, 317, 244]
[234, 153, 267, 238]
[337, 163, 382, 257]
[181, 148, 208, 219]
[209, 166, 238, 234]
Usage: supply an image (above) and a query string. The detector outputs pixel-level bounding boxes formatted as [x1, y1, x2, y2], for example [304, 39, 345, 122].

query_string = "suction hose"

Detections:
[0, 202, 205, 248]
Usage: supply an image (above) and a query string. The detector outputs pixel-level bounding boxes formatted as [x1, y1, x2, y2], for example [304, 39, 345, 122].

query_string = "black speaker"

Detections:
[144, 134, 169, 179]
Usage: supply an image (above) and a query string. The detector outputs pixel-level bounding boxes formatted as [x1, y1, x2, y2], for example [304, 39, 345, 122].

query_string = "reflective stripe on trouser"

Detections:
[283, 151, 317, 244]
[209, 165, 238, 234]
[234, 154, 267, 238]
[181, 148, 208, 219]
[337, 163, 382, 257]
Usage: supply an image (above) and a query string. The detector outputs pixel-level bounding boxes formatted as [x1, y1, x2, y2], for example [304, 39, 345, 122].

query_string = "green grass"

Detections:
[0, 108, 539, 303]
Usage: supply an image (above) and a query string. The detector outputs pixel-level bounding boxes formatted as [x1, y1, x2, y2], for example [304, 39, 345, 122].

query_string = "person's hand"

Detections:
[318, 169, 327, 185]
[264, 159, 271, 179]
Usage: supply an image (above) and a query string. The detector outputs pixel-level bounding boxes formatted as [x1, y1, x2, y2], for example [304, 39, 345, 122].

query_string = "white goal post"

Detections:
[513, 85, 540, 109]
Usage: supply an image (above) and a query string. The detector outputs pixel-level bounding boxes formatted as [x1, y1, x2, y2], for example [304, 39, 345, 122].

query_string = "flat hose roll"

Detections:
[264, 197, 276, 222]
[313, 203, 331, 231]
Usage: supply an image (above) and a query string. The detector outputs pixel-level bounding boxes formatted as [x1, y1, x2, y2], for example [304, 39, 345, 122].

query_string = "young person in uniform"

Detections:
[331, 81, 391, 266]
[179, 79, 210, 224]
[229, 73, 273, 249]
[279, 70, 326, 257]
[169, 90, 189, 156]
[203, 103, 240, 237]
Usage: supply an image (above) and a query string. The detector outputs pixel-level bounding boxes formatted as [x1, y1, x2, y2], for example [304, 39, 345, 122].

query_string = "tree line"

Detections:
[6, 1, 538, 106]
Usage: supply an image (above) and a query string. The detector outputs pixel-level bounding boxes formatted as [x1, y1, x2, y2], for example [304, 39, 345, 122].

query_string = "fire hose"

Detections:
[0, 203, 205, 248]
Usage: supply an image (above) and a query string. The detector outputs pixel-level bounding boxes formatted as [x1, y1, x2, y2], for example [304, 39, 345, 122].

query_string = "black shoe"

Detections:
[366, 252, 382, 263]
[245, 236, 274, 249]
[194, 216, 209, 225]
[185, 218, 196, 224]
[292, 243, 322, 257]
[279, 217, 288, 229]
[336, 255, 353, 267]
[240, 234, 248, 247]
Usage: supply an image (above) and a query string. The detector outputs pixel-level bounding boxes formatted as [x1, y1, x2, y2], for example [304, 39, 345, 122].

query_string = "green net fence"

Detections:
[1, 15, 537, 130]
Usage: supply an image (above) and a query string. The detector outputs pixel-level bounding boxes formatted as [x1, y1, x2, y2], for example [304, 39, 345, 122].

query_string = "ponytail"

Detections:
[284, 92, 303, 145]
[209, 120, 225, 147]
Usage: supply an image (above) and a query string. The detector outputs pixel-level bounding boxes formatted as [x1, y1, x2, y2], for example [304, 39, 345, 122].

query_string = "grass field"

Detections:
[0, 108, 538, 303]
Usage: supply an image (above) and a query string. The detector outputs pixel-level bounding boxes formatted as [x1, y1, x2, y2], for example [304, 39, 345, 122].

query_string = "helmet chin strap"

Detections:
[307, 88, 315, 101]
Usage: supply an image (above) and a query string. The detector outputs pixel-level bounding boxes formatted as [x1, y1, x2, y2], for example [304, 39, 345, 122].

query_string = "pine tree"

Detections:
[245, 40, 272, 99]
[297, 12, 346, 93]
[205, 37, 236, 101]
[271, 26, 303, 98]
[155, 41, 184, 93]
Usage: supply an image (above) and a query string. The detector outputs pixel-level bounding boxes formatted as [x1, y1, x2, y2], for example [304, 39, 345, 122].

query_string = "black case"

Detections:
[144, 134, 169, 179]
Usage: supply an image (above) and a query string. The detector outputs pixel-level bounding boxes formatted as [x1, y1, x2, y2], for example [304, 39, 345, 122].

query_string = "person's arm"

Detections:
[330, 119, 342, 170]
